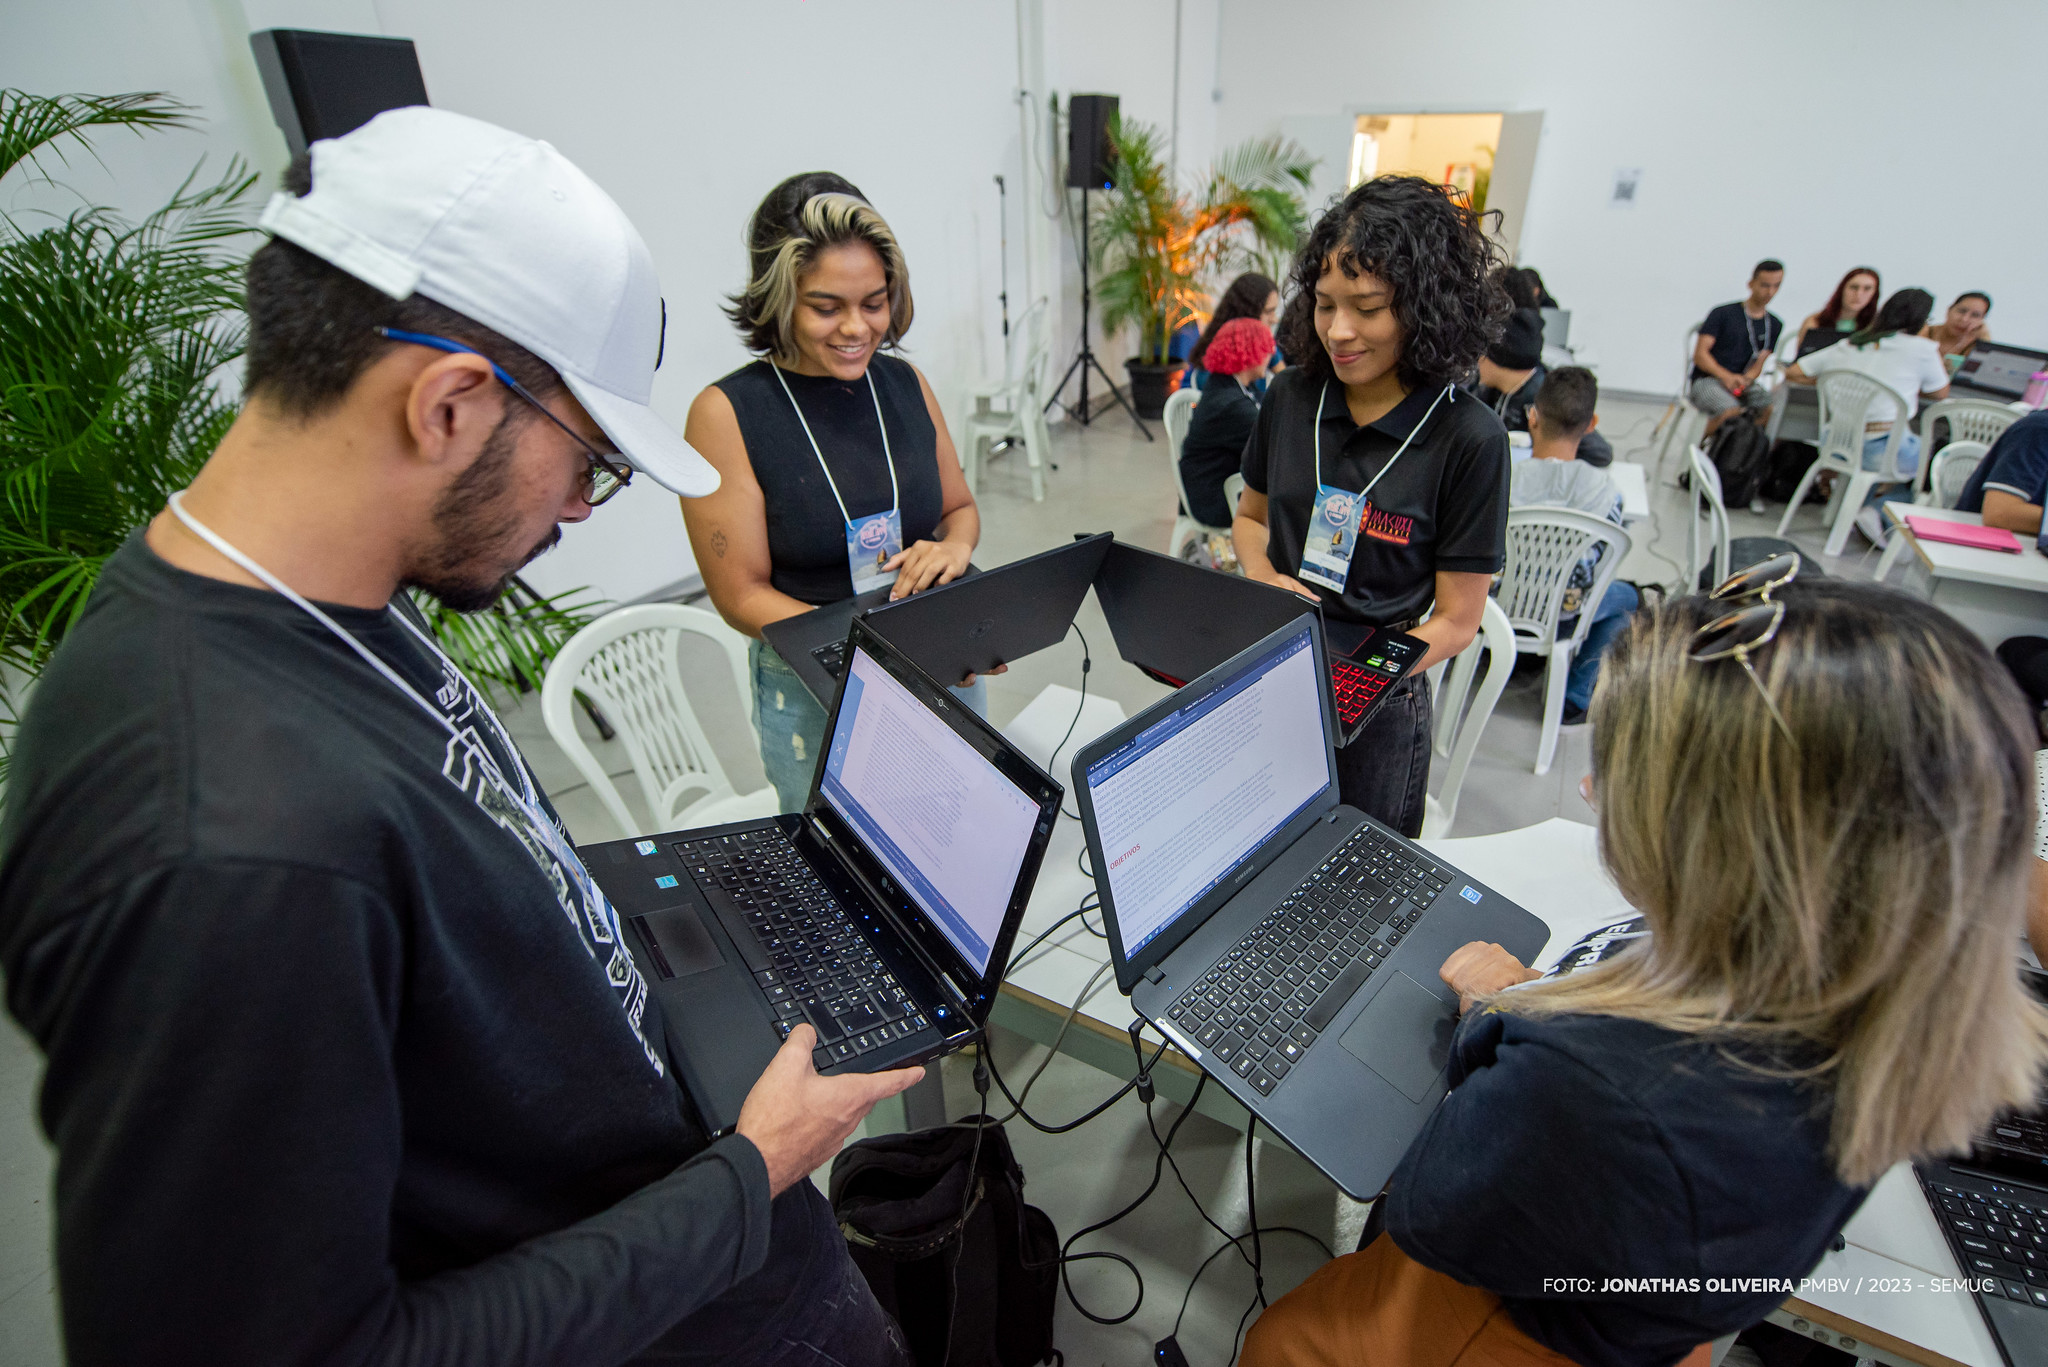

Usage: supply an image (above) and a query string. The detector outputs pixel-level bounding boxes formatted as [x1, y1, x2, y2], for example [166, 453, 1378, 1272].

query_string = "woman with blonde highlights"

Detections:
[1245, 571, 2048, 1367]
[682, 172, 982, 810]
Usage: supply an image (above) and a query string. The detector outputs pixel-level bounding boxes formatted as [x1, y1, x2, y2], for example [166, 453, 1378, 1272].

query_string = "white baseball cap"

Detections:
[257, 106, 716, 497]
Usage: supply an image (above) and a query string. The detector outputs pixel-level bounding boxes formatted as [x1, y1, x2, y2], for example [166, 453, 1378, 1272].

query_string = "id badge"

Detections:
[1299, 482, 1362, 593]
[846, 509, 904, 595]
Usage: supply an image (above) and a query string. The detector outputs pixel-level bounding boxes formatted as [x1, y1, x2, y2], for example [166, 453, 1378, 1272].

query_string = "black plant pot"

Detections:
[1124, 359, 1181, 420]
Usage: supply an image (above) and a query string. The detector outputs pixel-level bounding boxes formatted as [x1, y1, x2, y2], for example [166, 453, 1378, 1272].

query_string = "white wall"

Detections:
[1215, 0, 2048, 396]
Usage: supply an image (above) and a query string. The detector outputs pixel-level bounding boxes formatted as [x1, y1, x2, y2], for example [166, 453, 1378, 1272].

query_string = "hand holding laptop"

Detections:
[1438, 942, 1541, 1014]
[736, 1024, 925, 1197]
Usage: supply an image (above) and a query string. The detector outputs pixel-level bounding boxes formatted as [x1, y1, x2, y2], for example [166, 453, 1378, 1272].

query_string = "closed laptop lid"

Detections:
[804, 617, 1061, 1021]
[1072, 615, 1336, 992]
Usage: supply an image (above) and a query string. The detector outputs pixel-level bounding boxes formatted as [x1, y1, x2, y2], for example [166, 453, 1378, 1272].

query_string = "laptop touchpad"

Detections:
[633, 906, 726, 980]
[1338, 971, 1458, 1104]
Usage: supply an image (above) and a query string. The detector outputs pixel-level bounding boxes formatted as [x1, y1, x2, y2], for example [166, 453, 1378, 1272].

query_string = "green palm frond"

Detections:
[1089, 116, 1316, 365]
[0, 90, 193, 191]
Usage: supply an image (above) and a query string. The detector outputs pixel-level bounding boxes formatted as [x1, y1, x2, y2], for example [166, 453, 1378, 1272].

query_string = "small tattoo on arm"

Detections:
[710, 529, 728, 559]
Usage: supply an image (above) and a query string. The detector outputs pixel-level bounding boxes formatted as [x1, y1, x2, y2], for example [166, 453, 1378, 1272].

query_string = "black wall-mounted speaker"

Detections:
[249, 29, 430, 158]
[1066, 93, 1120, 190]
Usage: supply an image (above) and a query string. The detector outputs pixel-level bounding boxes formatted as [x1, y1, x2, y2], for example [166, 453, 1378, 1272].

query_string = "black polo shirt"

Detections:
[1242, 367, 1510, 626]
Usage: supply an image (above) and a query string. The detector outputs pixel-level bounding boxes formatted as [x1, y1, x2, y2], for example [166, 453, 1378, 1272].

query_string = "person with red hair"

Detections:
[1178, 316, 1273, 540]
[1792, 266, 1880, 357]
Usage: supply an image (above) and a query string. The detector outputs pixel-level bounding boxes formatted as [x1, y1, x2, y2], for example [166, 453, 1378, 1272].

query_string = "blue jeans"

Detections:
[1566, 581, 1639, 713]
[1861, 431, 1922, 508]
[750, 638, 988, 814]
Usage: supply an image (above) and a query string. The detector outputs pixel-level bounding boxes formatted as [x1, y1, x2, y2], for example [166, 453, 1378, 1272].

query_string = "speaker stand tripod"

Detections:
[1045, 186, 1153, 441]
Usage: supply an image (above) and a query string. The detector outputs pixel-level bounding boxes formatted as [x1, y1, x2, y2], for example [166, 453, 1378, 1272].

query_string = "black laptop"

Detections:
[1071, 615, 1547, 1198]
[760, 570, 977, 710]
[1092, 541, 1426, 745]
[1915, 967, 2048, 1366]
[582, 616, 1061, 1130]
[1952, 342, 2048, 404]
[864, 533, 1112, 691]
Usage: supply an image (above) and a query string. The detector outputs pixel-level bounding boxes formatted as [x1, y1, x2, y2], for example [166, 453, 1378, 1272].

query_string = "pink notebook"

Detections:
[1906, 515, 2024, 553]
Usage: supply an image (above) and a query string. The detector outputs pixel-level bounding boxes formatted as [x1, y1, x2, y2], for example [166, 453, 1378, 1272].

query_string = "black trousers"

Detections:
[1998, 636, 2048, 711]
[1335, 673, 1433, 838]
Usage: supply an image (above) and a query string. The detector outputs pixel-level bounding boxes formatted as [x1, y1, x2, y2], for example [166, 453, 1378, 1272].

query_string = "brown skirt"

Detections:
[1241, 1233, 1713, 1367]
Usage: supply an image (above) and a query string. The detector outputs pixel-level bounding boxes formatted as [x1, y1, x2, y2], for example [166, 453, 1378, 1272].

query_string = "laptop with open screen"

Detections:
[583, 616, 1060, 1130]
[1072, 616, 1546, 1197]
[1953, 342, 2048, 404]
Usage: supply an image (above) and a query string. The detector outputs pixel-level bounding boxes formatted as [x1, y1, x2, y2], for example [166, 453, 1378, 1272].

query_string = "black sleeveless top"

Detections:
[714, 355, 943, 604]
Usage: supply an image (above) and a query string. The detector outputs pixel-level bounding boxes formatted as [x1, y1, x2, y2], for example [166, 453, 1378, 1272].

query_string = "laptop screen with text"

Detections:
[820, 646, 1040, 976]
[1084, 624, 1331, 957]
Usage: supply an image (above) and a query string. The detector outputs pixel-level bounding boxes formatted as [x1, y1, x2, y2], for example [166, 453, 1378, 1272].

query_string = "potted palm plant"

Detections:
[1091, 119, 1314, 418]
[0, 90, 603, 779]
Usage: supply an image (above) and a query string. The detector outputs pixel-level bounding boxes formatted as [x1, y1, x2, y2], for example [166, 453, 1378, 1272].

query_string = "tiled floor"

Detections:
[0, 390, 1884, 1363]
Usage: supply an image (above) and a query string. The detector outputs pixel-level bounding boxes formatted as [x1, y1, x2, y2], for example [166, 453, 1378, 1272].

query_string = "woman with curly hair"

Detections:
[1180, 270, 1281, 392]
[1234, 175, 1511, 833]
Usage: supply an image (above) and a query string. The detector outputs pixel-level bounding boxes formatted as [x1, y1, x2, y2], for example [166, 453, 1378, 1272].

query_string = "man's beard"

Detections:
[405, 411, 562, 612]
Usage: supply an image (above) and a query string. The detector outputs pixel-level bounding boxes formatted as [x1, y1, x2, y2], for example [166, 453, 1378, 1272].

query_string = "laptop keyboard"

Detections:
[811, 640, 848, 679]
[1330, 658, 1392, 728]
[1165, 825, 1450, 1097]
[677, 832, 931, 1071]
[1924, 1173, 2048, 1309]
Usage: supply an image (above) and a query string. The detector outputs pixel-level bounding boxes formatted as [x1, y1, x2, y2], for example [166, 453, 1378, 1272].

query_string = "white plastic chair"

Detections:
[1773, 371, 1913, 557]
[1655, 327, 1710, 468]
[1873, 441, 1992, 580]
[1498, 507, 1633, 776]
[541, 604, 777, 838]
[1687, 443, 1804, 590]
[1914, 399, 2017, 500]
[961, 297, 1053, 500]
[1421, 597, 1515, 838]
[1163, 386, 1232, 559]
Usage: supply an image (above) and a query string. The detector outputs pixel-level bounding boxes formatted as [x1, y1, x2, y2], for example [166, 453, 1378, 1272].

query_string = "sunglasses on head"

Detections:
[1689, 552, 1800, 738]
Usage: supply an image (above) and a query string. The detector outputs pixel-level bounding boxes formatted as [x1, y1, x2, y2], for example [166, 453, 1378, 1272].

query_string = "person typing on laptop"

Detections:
[1245, 569, 2048, 1367]
[0, 111, 922, 1367]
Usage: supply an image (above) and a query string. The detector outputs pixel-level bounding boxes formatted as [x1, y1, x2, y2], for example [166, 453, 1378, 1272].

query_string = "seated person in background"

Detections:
[1792, 265, 1879, 357]
[1786, 287, 1950, 545]
[1691, 259, 1785, 435]
[1502, 266, 1558, 311]
[1508, 367, 1633, 725]
[1925, 290, 1993, 375]
[1955, 408, 2048, 533]
[1180, 271, 1281, 391]
[1473, 309, 1613, 467]
[1177, 316, 1271, 531]
[1245, 574, 2048, 1367]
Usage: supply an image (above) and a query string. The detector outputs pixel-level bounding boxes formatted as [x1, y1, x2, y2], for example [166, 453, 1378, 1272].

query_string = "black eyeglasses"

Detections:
[373, 327, 634, 506]
[1690, 552, 1800, 737]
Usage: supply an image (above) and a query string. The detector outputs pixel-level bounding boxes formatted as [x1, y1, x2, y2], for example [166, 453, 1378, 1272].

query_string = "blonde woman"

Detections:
[682, 173, 981, 810]
[1246, 561, 2048, 1367]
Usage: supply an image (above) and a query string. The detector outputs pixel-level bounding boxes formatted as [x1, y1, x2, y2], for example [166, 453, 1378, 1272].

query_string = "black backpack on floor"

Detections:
[1707, 415, 1773, 507]
[830, 1119, 1060, 1367]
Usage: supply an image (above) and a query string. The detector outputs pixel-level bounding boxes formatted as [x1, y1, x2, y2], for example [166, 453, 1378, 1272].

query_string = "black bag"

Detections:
[830, 1120, 1060, 1367]
[1761, 440, 1826, 505]
[1707, 415, 1773, 507]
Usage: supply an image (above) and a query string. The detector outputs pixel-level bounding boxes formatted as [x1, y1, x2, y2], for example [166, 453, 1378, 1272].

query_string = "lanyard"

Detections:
[1743, 309, 1769, 363]
[771, 363, 899, 523]
[165, 490, 540, 812]
[1314, 381, 1454, 503]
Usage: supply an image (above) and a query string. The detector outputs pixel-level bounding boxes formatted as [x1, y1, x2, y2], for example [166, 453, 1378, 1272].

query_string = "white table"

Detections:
[1609, 460, 1651, 525]
[1883, 504, 2048, 646]
[979, 705, 1998, 1366]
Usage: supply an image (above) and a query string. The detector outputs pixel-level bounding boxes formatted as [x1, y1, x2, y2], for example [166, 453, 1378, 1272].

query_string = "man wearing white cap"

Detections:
[0, 108, 919, 1365]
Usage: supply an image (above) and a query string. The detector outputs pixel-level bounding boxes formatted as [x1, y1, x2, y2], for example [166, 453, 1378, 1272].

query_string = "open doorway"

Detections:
[1285, 109, 1542, 256]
